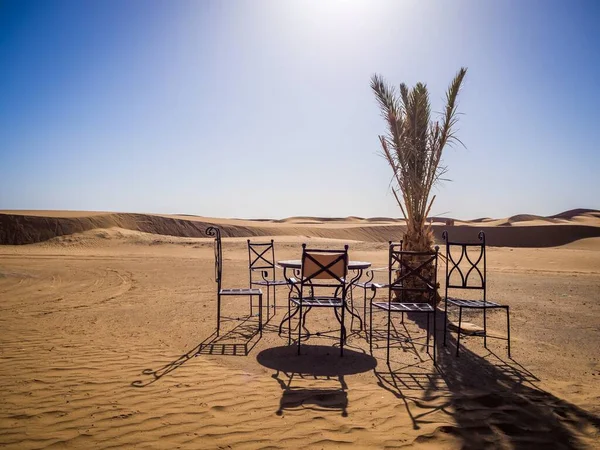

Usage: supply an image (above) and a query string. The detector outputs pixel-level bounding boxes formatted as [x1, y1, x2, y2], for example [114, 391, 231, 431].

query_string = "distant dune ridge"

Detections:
[0, 209, 599, 247]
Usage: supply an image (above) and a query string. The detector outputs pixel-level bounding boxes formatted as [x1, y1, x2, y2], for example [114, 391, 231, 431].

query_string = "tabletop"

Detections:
[277, 260, 371, 270]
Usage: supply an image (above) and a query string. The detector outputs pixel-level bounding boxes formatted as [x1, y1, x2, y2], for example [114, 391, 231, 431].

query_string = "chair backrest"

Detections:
[388, 243, 439, 305]
[300, 244, 349, 294]
[206, 226, 222, 290]
[442, 230, 487, 299]
[248, 239, 276, 282]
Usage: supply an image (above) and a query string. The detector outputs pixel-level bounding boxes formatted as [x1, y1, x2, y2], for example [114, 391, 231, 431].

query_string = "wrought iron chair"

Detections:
[206, 227, 263, 337]
[370, 244, 439, 365]
[287, 244, 349, 356]
[442, 231, 511, 357]
[356, 240, 401, 330]
[248, 239, 292, 317]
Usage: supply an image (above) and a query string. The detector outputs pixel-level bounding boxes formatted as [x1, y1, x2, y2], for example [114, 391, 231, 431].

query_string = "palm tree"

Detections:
[371, 68, 467, 252]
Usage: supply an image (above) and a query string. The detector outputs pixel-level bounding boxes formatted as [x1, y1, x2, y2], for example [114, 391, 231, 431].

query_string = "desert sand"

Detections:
[1, 209, 600, 449]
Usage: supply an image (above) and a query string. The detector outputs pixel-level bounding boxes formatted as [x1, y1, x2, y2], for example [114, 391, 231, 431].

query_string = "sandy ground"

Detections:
[1, 215, 600, 449]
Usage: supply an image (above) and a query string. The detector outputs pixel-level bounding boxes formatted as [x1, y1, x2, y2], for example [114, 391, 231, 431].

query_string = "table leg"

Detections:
[345, 269, 364, 332]
[278, 266, 301, 340]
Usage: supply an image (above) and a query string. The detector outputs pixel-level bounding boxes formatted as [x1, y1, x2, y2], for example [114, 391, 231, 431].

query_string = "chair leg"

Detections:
[433, 309, 437, 365]
[349, 287, 354, 332]
[266, 285, 270, 320]
[426, 312, 430, 355]
[340, 305, 346, 357]
[288, 299, 292, 345]
[506, 306, 511, 358]
[364, 287, 373, 341]
[249, 294, 253, 317]
[217, 293, 221, 336]
[273, 284, 277, 312]
[258, 293, 263, 336]
[483, 306, 488, 349]
[386, 308, 391, 365]
[297, 304, 303, 355]
[456, 306, 463, 357]
[443, 298, 448, 347]
[267, 286, 275, 322]
[369, 299, 373, 353]
[363, 286, 367, 333]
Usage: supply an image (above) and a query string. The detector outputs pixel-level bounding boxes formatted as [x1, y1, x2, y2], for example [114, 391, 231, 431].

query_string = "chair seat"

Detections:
[356, 281, 388, 289]
[447, 298, 502, 308]
[252, 279, 290, 286]
[220, 288, 262, 296]
[290, 296, 344, 307]
[373, 301, 434, 312]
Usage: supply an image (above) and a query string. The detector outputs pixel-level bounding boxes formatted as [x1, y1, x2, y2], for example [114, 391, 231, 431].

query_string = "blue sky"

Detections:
[1, 0, 599, 219]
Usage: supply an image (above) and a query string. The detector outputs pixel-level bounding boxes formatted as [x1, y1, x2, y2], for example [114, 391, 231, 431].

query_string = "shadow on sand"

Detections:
[131, 305, 599, 447]
[131, 316, 263, 388]
[371, 311, 600, 449]
[257, 344, 377, 416]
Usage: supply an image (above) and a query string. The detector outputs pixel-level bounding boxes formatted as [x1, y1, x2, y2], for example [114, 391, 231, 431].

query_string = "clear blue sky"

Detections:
[1, 0, 599, 219]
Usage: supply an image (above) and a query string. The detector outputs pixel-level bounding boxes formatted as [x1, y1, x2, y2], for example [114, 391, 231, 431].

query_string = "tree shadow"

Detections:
[257, 344, 377, 417]
[131, 316, 263, 388]
[373, 310, 600, 449]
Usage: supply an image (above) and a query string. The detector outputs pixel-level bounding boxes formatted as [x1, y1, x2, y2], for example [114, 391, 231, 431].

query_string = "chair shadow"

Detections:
[272, 372, 349, 417]
[369, 311, 433, 363]
[373, 310, 600, 449]
[197, 315, 262, 356]
[257, 344, 377, 417]
[374, 360, 449, 431]
[131, 317, 262, 388]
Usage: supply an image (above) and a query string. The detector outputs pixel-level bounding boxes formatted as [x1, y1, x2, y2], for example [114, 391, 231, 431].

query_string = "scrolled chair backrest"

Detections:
[206, 226, 222, 288]
[442, 230, 486, 290]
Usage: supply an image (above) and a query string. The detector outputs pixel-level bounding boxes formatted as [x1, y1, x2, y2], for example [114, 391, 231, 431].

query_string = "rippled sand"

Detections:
[1, 225, 599, 448]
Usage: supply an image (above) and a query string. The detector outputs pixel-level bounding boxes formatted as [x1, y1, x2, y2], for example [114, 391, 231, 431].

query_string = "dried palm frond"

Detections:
[371, 68, 467, 251]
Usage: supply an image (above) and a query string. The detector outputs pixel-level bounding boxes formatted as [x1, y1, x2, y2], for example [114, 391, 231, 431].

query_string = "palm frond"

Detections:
[372, 68, 467, 251]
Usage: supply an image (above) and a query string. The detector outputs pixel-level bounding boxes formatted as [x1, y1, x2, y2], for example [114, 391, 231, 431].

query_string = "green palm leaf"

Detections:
[371, 68, 467, 251]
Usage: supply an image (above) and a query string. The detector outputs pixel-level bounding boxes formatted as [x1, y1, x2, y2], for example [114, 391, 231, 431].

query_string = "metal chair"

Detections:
[356, 240, 401, 332]
[370, 244, 439, 365]
[248, 239, 291, 317]
[442, 231, 511, 357]
[206, 227, 263, 336]
[287, 244, 349, 356]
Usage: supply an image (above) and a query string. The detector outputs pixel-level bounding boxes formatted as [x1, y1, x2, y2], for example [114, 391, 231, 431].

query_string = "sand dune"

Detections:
[550, 208, 600, 220]
[433, 223, 600, 248]
[1, 209, 600, 248]
[506, 214, 559, 223]
[561, 237, 600, 251]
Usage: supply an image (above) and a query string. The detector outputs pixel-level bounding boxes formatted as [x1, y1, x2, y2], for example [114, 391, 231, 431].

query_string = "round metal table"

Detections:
[277, 260, 371, 271]
[277, 259, 371, 336]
